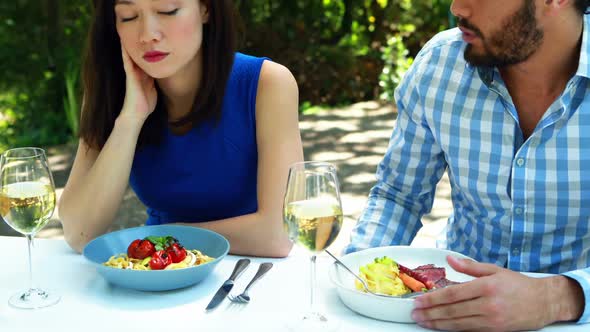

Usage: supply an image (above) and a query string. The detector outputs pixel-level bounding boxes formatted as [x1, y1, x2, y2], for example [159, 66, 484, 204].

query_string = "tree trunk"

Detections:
[45, 0, 63, 114]
[322, 0, 354, 45]
[369, 0, 395, 48]
[236, 0, 252, 23]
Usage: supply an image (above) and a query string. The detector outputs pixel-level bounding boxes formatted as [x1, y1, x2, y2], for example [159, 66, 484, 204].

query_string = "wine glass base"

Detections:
[8, 288, 60, 309]
[285, 312, 340, 332]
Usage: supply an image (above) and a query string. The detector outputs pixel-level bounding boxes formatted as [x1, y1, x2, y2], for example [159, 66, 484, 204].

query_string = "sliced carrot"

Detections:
[399, 272, 427, 292]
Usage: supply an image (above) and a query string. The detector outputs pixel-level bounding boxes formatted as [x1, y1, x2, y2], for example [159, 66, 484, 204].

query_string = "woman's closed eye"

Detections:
[121, 15, 138, 22]
[159, 8, 179, 16]
[117, 8, 178, 22]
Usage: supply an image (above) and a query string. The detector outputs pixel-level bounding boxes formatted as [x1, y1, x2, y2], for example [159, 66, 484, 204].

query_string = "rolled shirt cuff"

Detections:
[562, 269, 590, 324]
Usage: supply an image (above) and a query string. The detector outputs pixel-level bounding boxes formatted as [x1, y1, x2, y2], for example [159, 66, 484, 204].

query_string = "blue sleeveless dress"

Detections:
[129, 53, 265, 225]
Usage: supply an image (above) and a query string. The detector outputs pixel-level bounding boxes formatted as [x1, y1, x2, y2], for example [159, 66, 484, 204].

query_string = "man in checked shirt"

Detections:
[345, 0, 590, 330]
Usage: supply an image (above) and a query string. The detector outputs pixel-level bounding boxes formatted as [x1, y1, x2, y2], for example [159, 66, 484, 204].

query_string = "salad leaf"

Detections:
[373, 256, 397, 267]
[145, 236, 178, 251]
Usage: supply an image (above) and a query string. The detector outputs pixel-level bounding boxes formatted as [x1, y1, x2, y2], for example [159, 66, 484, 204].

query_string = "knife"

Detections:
[205, 258, 251, 311]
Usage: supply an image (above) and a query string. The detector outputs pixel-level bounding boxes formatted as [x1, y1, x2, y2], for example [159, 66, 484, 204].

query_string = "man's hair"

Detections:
[575, 0, 590, 15]
[80, 0, 238, 150]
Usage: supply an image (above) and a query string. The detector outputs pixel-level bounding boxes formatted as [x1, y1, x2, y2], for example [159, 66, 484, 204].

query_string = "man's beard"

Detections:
[460, 0, 544, 67]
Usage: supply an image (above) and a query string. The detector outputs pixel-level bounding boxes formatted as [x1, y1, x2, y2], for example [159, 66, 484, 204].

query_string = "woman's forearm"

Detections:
[176, 211, 292, 258]
[59, 117, 143, 252]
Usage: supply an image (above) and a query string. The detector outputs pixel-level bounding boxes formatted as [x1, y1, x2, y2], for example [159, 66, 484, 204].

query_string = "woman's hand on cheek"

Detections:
[120, 45, 158, 125]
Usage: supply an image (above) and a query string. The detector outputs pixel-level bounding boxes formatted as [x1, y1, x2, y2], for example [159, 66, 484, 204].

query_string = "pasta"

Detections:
[104, 249, 214, 270]
[356, 256, 410, 296]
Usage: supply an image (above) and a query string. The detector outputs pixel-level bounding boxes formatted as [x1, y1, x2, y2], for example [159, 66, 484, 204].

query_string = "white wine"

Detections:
[0, 181, 56, 235]
[284, 198, 343, 252]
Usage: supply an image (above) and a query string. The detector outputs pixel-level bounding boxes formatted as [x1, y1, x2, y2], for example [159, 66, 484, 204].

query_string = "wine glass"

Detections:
[283, 161, 343, 331]
[0, 147, 60, 309]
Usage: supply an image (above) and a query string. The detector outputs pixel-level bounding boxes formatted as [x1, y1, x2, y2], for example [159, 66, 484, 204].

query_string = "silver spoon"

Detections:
[325, 249, 426, 299]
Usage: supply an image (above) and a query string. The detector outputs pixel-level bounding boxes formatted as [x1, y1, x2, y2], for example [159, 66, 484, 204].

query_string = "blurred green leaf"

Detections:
[1, 0, 452, 147]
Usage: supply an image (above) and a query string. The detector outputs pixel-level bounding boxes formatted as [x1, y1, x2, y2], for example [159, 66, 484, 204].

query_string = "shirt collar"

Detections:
[574, 13, 590, 79]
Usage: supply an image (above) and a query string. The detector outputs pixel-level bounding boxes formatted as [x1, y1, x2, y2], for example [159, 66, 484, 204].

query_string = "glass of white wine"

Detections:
[283, 161, 343, 331]
[0, 147, 60, 309]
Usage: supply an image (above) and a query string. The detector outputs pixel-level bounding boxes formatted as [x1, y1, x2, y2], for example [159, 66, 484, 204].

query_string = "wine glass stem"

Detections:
[309, 254, 318, 314]
[26, 234, 35, 290]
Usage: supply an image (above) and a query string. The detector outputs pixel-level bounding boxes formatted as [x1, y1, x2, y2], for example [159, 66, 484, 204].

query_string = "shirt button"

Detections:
[512, 247, 520, 256]
[515, 207, 523, 215]
[516, 158, 525, 167]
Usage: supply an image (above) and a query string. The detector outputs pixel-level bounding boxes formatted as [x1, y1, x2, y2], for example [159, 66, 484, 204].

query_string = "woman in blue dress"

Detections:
[59, 0, 303, 257]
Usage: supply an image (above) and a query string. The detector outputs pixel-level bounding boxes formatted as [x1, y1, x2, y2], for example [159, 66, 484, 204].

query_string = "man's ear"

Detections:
[200, 0, 210, 24]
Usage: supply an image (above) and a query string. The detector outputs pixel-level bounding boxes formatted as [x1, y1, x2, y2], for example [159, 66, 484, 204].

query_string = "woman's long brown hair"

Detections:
[80, 0, 238, 150]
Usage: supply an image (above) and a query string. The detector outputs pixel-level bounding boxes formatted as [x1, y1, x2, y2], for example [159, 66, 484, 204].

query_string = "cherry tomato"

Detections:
[127, 239, 156, 259]
[149, 250, 172, 270]
[166, 243, 187, 263]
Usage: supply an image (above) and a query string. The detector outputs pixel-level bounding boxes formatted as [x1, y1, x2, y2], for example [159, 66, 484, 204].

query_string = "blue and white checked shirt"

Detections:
[345, 15, 590, 323]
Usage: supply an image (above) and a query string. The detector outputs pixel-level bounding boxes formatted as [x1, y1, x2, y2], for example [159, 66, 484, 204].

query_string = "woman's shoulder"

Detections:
[231, 52, 267, 77]
[228, 53, 295, 94]
[231, 52, 290, 78]
[225, 53, 297, 111]
[234, 52, 267, 63]
[255, 58, 298, 119]
[257, 60, 297, 93]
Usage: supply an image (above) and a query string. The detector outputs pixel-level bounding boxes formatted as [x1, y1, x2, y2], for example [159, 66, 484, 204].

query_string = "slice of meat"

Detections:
[414, 264, 435, 270]
[435, 278, 461, 288]
[398, 263, 457, 290]
[398, 264, 437, 289]
[414, 267, 446, 283]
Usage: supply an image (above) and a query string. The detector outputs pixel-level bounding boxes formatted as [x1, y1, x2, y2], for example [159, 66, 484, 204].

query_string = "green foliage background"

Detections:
[0, 0, 451, 150]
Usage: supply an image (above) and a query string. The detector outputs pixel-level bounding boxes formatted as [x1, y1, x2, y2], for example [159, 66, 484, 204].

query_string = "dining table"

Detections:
[0, 235, 585, 332]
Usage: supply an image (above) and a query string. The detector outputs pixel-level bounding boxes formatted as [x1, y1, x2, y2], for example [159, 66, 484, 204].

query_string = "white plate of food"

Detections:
[328, 246, 474, 323]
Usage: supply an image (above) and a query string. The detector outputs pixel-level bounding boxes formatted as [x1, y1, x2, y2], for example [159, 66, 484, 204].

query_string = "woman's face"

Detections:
[114, 0, 208, 78]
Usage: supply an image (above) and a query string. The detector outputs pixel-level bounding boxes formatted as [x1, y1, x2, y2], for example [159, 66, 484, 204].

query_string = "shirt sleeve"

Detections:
[562, 269, 590, 323]
[343, 51, 447, 254]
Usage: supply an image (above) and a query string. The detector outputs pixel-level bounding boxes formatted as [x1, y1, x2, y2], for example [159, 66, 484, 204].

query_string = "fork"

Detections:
[228, 262, 273, 303]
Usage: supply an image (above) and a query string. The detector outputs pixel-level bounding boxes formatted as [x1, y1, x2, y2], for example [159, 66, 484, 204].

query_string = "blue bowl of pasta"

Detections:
[83, 225, 230, 291]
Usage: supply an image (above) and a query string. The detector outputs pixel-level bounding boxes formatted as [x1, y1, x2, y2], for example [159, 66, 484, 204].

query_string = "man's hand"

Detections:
[410, 256, 584, 331]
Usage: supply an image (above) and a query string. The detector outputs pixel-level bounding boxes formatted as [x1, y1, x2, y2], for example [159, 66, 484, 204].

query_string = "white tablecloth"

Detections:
[0, 236, 584, 331]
